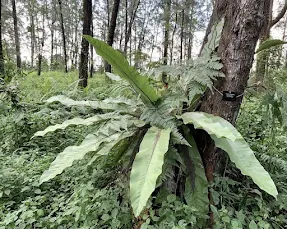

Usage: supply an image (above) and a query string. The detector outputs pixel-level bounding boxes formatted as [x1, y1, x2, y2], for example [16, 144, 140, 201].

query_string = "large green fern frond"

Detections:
[84, 35, 159, 105]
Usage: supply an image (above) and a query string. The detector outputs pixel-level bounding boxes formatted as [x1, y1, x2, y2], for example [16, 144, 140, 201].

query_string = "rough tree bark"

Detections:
[78, 0, 92, 87]
[196, 0, 271, 226]
[11, 0, 21, 70]
[58, 0, 68, 73]
[105, 0, 121, 72]
[0, 0, 4, 77]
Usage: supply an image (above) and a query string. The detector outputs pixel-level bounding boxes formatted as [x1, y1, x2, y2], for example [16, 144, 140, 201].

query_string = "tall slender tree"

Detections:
[58, 0, 68, 73]
[28, 0, 36, 67]
[162, 0, 171, 87]
[255, 0, 287, 83]
[37, 0, 47, 76]
[79, 0, 92, 87]
[50, 0, 57, 69]
[0, 0, 4, 77]
[11, 0, 21, 69]
[123, 0, 140, 54]
[105, 0, 121, 72]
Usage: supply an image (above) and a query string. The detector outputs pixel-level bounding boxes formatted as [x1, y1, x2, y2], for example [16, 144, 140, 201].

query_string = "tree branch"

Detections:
[271, 0, 287, 27]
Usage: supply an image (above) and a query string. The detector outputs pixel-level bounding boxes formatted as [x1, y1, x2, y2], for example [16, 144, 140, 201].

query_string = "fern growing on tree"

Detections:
[33, 21, 278, 221]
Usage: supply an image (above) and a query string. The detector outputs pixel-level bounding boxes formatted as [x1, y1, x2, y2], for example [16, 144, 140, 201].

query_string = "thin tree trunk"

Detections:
[29, 0, 36, 68]
[11, 0, 21, 69]
[38, 2, 46, 76]
[50, 0, 56, 70]
[123, 0, 140, 54]
[255, 0, 287, 82]
[105, 0, 121, 72]
[161, 0, 171, 88]
[180, 9, 184, 62]
[79, 0, 92, 87]
[90, 19, 94, 78]
[0, 1, 4, 77]
[170, 12, 178, 65]
[58, 0, 68, 73]
[163, 0, 171, 66]
[255, 0, 273, 83]
[197, 0, 271, 227]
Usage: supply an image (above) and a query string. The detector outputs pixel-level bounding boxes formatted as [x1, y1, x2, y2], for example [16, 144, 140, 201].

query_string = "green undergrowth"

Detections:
[0, 71, 286, 228]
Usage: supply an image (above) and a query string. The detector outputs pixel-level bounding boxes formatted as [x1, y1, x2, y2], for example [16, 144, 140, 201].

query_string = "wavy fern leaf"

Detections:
[181, 112, 241, 141]
[33, 113, 120, 138]
[180, 112, 278, 198]
[201, 18, 224, 57]
[88, 131, 136, 166]
[130, 127, 171, 216]
[39, 132, 126, 184]
[46, 95, 121, 110]
[84, 35, 159, 104]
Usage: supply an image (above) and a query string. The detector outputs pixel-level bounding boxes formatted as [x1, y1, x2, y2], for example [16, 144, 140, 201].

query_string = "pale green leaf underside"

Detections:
[105, 72, 122, 81]
[130, 127, 171, 216]
[88, 131, 135, 166]
[39, 132, 123, 184]
[181, 112, 278, 198]
[181, 112, 241, 141]
[84, 35, 159, 104]
[182, 127, 209, 213]
[33, 114, 112, 138]
[211, 135, 278, 198]
[46, 95, 120, 110]
[201, 18, 224, 57]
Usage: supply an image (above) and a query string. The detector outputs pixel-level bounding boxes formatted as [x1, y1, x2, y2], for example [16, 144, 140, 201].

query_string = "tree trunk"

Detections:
[162, 0, 171, 87]
[58, 0, 68, 73]
[79, 0, 92, 87]
[105, 0, 121, 72]
[170, 12, 178, 65]
[90, 19, 94, 78]
[11, 0, 21, 70]
[180, 9, 184, 62]
[123, 0, 140, 54]
[163, 0, 171, 66]
[50, 0, 56, 70]
[37, 1, 47, 76]
[0, 1, 4, 77]
[255, 0, 287, 83]
[29, 0, 36, 68]
[197, 0, 271, 226]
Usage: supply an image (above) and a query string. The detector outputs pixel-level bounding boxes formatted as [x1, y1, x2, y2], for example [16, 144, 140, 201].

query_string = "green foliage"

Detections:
[256, 39, 287, 54]
[182, 127, 209, 214]
[181, 112, 278, 198]
[1, 68, 286, 228]
[84, 35, 160, 104]
[2, 17, 286, 228]
[33, 21, 277, 222]
[130, 127, 171, 216]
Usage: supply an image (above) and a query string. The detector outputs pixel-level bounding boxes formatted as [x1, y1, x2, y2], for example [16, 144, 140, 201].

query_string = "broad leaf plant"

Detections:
[33, 20, 278, 218]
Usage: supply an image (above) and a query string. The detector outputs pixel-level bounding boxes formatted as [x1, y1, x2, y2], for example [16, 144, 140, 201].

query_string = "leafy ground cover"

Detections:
[0, 71, 286, 229]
